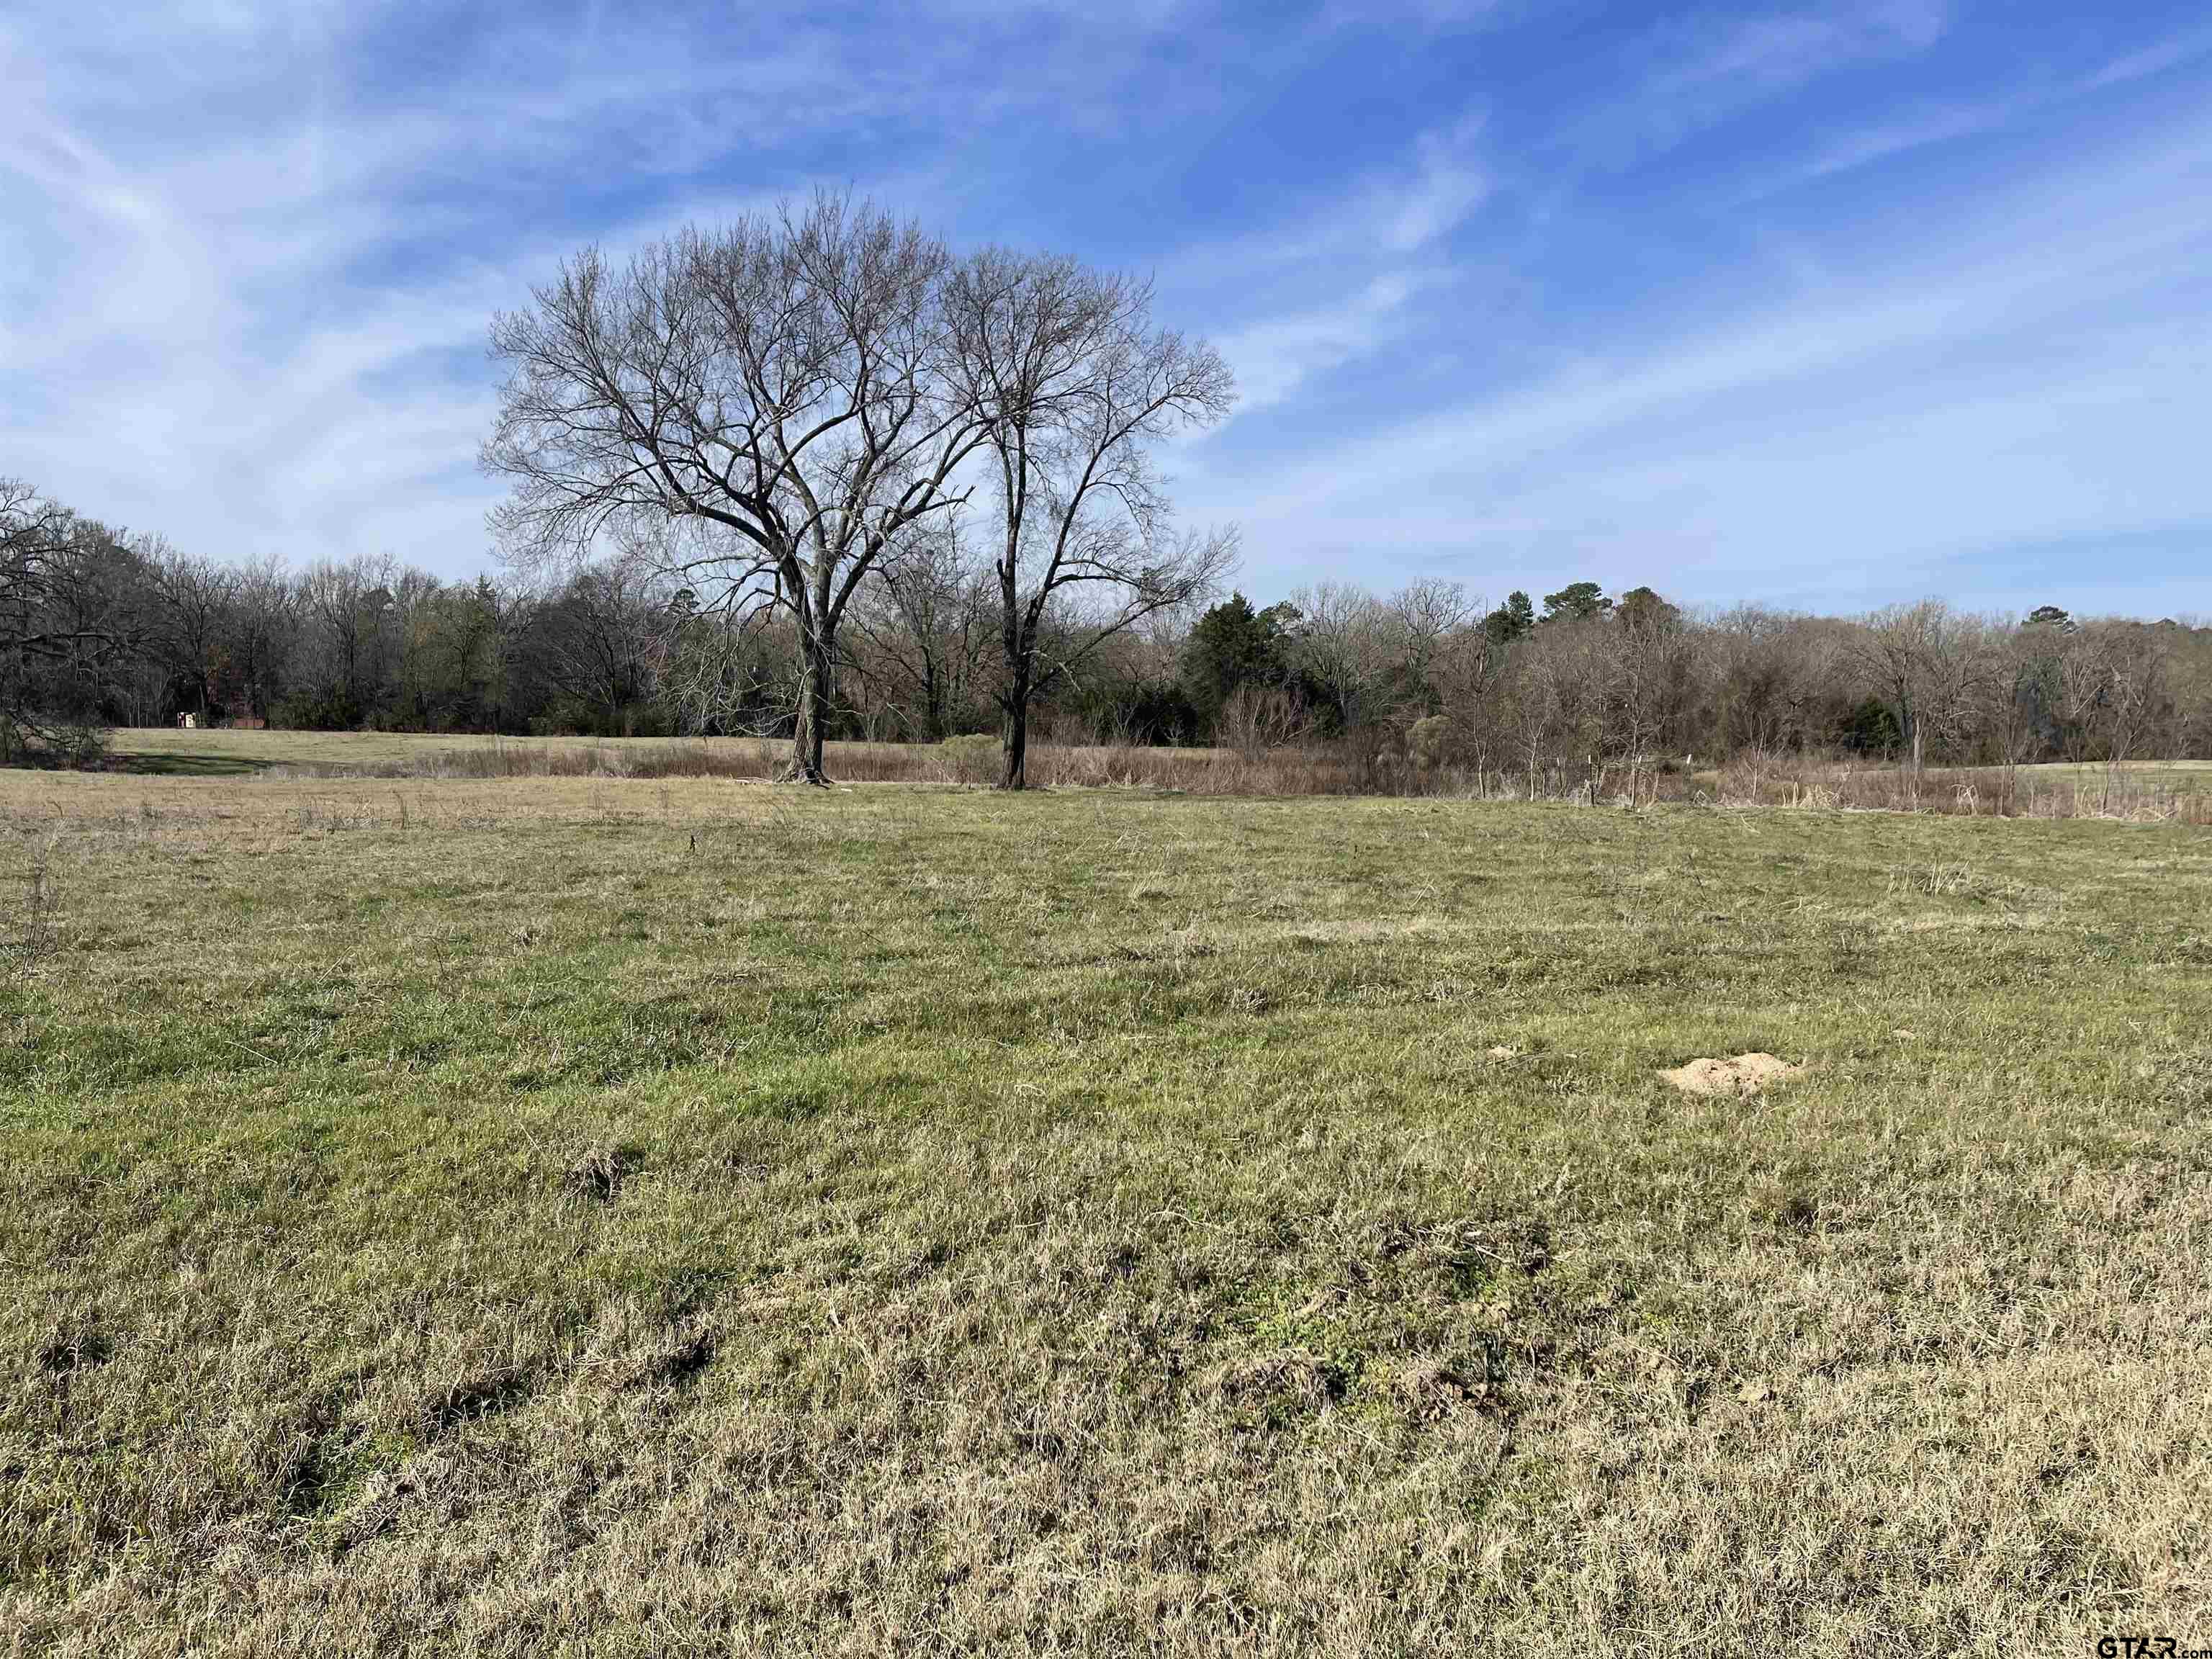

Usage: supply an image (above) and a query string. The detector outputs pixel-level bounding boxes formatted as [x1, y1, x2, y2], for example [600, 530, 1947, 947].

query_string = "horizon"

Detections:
[6, 1, 2210, 619]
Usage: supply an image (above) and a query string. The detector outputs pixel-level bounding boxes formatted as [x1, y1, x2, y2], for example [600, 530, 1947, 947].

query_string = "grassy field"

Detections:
[102, 728, 2212, 822]
[96, 727, 1237, 791]
[2012, 759, 2212, 793]
[99, 727, 880, 778]
[3, 747, 2209, 1655]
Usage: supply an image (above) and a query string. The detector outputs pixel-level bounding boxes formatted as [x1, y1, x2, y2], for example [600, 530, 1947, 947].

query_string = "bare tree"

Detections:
[2061, 621, 2171, 801]
[947, 250, 1237, 788]
[652, 599, 799, 740]
[850, 517, 997, 741]
[530, 556, 667, 733]
[1854, 601, 1985, 775]
[482, 194, 992, 783]
[1382, 579, 1474, 713]
[0, 485, 79, 737]
[1606, 589, 1693, 804]
[1981, 624, 2054, 811]
[146, 547, 238, 721]
[1498, 642, 1561, 799]
[0, 481, 143, 760]
[2172, 625, 2212, 758]
[226, 553, 302, 724]
[1292, 583, 1385, 732]
[1709, 606, 1844, 760]
[297, 554, 404, 722]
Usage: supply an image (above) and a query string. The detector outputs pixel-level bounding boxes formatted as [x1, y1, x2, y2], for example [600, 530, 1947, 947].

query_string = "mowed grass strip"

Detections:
[2, 765, 2209, 1656]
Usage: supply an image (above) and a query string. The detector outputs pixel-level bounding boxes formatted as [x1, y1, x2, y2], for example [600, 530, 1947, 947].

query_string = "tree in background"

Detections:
[947, 248, 1236, 788]
[525, 558, 667, 735]
[1542, 581, 1611, 624]
[9, 474, 2212, 786]
[145, 548, 235, 724]
[482, 194, 992, 783]
[1290, 582, 1394, 742]
[1607, 585, 1694, 801]
[1181, 593, 1300, 737]
[1482, 590, 1535, 644]
[1854, 600, 1986, 775]
[848, 519, 997, 742]
[0, 481, 145, 763]
[225, 554, 302, 725]
[290, 555, 402, 729]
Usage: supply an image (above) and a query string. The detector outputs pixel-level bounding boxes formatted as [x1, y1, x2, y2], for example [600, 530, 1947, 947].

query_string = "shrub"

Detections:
[937, 732, 1002, 786]
[1407, 715, 1450, 772]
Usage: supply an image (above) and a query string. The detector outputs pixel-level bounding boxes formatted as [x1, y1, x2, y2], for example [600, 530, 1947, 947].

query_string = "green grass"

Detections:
[3, 752, 2209, 1655]
[102, 727, 786, 775]
[2013, 758, 2212, 793]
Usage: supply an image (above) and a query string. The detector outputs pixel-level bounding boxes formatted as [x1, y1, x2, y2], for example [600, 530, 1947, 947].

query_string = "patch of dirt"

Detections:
[1215, 1347, 1349, 1427]
[562, 1144, 639, 1205]
[421, 1365, 536, 1435]
[1393, 1357, 1489, 1421]
[626, 1331, 716, 1392]
[1658, 1053, 1804, 1097]
[328, 1451, 452, 1558]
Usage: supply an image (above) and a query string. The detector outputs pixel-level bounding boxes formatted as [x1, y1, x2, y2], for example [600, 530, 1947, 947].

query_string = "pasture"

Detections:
[3, 744, 2209, 1655]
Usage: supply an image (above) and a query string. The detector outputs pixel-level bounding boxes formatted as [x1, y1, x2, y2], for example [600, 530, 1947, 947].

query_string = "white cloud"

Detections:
[2087, 27, 2212, 90]
[0, 0, 1019, 571]
[1215, 272, 1443, 411]
[1801, 99, 2012, 177]
[1176, 109, 1488, 418]
[1380, 113, 1490, 251]
[1563, 0, 1954, 168]
[1186, 110, 2212, 608]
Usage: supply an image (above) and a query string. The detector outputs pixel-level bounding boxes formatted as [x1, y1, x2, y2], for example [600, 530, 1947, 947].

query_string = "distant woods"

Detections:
[4, 192, 2208, 781]
[6, 469, 2207, 785]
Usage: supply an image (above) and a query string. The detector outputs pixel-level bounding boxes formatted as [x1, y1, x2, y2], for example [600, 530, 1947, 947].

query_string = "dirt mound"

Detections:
[1658, 1053, 1803, 1097]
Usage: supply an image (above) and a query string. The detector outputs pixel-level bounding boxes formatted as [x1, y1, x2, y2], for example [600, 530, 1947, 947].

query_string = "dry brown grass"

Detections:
[2, 748, 2209, 1654]
[107, 726, 2212, 822]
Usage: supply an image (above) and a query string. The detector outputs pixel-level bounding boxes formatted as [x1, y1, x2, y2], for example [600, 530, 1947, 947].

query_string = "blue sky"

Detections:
[3, 0, 2208, 618]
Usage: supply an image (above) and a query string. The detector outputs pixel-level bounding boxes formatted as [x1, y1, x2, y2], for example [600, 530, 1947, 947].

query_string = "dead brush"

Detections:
[1887, 861, 2061, 909]
[8, 833, 63, 966]
[562, 1143, 639, 1205]
[1895, 860, 1982, 898]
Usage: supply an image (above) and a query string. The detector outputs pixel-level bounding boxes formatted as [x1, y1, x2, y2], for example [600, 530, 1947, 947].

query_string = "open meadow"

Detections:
[4, 744, 2210, 1655]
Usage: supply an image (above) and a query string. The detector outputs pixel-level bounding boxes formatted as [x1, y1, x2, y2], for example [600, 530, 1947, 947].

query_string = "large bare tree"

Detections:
[948, 251, 1236, 788]
[482, 194, 991, 783]
[0, 480, 142, 760]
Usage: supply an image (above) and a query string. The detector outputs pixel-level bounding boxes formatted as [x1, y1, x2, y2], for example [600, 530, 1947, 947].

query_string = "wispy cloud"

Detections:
[1215, 271, 1447, 411]
[1189, 108, 2212, 608]
[1801, 98, 2012, 177]
[0, 0, 1204, 565]
[1177, 109, 1488, 416]
[1563, 0, 1954, 166]
[2087, 26, 2212, 90]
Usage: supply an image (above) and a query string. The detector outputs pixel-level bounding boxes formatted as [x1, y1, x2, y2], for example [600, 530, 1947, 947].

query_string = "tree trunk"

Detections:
[999, 588, 1031, 791]
[784, 626, 833, 785]
[1000, 684, 1030, 790]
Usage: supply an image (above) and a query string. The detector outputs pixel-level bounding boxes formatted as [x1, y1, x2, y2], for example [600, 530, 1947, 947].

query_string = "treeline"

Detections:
[1, 480, 677, 757]
[1161, 583, 2212, 793]
[6, 470, 2208, 778]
